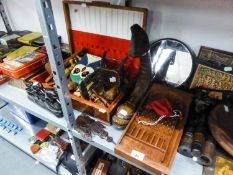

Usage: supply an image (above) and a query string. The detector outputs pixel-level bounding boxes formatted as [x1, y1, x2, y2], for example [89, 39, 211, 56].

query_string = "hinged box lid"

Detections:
[63, 0, 148, 60]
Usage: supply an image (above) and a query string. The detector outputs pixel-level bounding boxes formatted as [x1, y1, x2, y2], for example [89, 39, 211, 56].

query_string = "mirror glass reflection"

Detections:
[150, 39, 193, 87]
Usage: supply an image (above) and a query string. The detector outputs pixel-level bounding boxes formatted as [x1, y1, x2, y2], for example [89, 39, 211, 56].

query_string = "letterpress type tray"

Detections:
[63, 0, 148, 124]
[115, 84, 193, 175]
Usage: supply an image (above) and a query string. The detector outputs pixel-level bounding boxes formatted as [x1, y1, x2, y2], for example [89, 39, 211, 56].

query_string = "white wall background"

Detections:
[0, 0, 233, 54]
[132, 0, 233, 54]
[0, 14, 6, 31]
[0, 0, 67, 43]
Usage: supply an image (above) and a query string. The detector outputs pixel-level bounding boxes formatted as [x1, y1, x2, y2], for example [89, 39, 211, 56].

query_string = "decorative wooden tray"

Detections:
[115, 84, 193, 175]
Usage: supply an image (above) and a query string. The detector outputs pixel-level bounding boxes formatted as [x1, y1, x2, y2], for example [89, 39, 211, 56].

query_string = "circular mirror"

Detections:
[150, 38, 194, 87]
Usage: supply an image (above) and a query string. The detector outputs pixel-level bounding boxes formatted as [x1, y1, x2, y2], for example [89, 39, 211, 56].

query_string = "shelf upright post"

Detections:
[35, 0, 86, 174]
[0, 0, 12, 32]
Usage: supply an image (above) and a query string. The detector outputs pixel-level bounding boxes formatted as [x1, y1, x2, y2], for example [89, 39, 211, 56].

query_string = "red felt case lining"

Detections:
[71, 30, 140, 81]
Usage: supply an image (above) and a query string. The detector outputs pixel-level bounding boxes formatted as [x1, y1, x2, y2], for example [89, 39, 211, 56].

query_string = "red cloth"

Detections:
[143, 98, 172, 116]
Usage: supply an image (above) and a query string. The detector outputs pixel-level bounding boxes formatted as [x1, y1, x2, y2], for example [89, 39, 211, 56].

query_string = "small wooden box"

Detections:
[62, 0, 148, 124]
[70, 89, 125, 125]
[115, 84, 193, 175]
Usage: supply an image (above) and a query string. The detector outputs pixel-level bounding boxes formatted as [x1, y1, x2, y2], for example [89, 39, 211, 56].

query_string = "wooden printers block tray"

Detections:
[115, 84, 193, 175]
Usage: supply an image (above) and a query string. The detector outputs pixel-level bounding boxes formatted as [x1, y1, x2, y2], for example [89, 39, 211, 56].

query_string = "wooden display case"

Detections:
[62, 0, 148, 124]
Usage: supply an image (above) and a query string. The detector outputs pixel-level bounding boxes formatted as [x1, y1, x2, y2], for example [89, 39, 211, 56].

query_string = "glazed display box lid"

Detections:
[63, 0, 148, 80]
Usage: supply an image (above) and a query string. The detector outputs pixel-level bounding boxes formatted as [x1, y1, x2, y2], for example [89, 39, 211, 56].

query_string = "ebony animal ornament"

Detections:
[25, 81, 63, 117]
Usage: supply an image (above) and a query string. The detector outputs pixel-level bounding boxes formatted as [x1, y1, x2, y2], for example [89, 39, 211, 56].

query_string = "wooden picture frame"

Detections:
[190, 64, 233, 91]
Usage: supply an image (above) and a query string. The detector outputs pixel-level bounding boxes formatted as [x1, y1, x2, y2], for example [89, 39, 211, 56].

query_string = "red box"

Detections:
[0, 51, 47, 79]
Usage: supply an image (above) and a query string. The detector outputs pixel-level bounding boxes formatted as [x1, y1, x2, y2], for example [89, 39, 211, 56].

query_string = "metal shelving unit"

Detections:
[0, 99, 6, 109]
[0, 0, 204, 174]
[0, 0, 11, 32]
[0, 106, 71, 175]
[0, 83, 67, 130]
[36, 0, 91, 174]
[0, 82, 203, 175]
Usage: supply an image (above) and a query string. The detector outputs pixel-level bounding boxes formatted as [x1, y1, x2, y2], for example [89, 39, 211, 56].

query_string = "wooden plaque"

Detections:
[198, 46, 233, 67]
[190, 64, 233, 91]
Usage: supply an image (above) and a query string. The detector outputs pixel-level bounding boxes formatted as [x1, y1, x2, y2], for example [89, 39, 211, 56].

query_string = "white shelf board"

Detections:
[0, 106, 71, 175]
[73, 127, 155, 174]
[170, 153, 203, 175]
[0, 83, 202, 175]
[0, 98, 7, 108]
[72, 112, 155, 174]
[0, 83, 67, 130]
[72, 112, 203, 175]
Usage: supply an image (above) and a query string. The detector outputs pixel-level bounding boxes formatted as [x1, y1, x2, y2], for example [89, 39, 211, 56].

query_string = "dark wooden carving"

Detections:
[209, 105, 233, 157]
